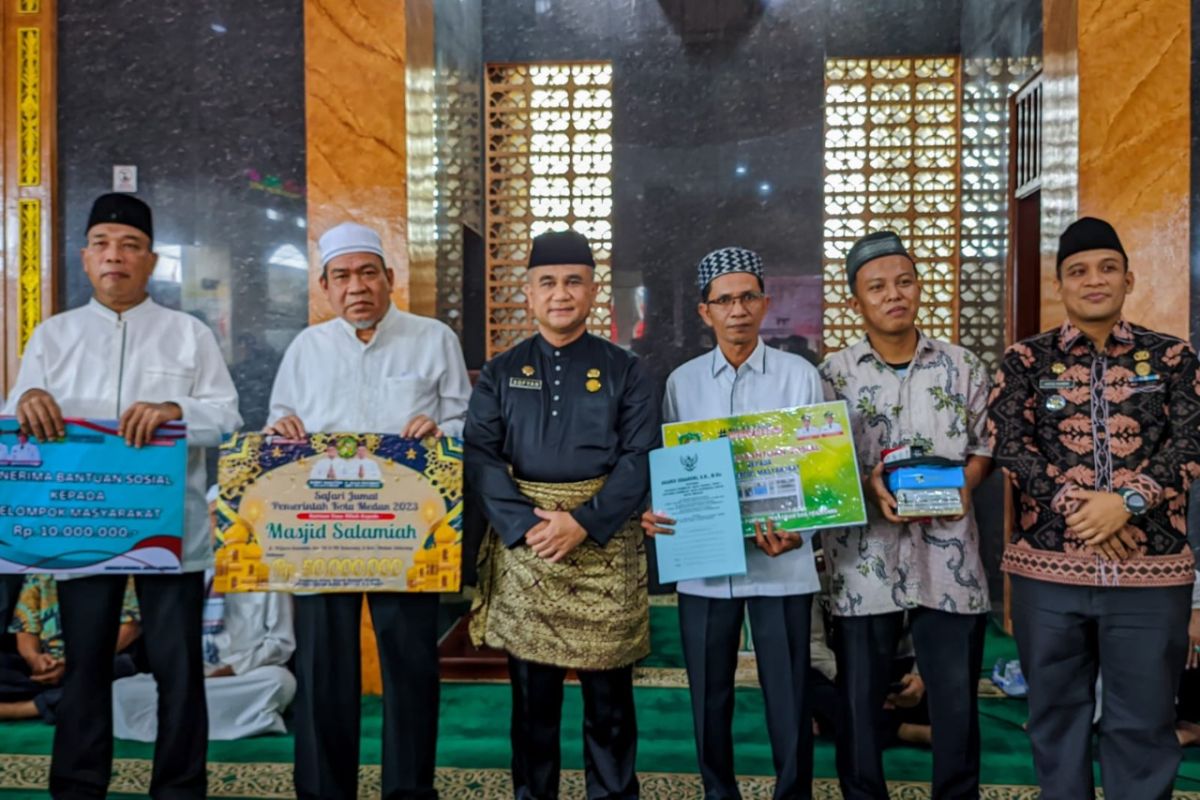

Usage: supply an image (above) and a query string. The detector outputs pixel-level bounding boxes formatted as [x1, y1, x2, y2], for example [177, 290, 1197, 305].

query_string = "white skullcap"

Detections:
[206, 485, 220, 505]
[318, 222, 385, 269]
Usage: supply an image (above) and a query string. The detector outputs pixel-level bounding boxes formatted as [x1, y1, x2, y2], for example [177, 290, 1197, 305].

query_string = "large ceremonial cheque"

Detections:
[662, 401, 867, 536]
[216, 433, 463, 593]
[0, 418, 187, 573]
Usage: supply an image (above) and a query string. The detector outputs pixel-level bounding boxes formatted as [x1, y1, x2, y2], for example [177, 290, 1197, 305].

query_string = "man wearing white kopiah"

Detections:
[642, 246, 823, 799]
[3, 193, 242, 799]
[266, 221, 471, 800]
[112, 487, 297, 743]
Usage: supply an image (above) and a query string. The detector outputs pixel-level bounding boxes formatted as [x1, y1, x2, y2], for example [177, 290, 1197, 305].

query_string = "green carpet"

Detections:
[4, 606, 1200, 798]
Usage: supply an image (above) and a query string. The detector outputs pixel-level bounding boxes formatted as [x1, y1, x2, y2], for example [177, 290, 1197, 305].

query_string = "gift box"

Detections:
[885, 463, 965, 518]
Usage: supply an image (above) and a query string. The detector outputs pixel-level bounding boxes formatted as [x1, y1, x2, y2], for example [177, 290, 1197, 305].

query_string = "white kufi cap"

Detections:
[318, 222, 385, 269]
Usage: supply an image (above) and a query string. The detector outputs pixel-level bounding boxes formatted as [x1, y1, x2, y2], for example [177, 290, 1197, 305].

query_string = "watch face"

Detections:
[1126, 492, 1147, 513]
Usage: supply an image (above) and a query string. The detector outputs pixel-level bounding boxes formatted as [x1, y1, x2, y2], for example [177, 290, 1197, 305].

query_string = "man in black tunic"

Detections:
[466, 229, 657, 800]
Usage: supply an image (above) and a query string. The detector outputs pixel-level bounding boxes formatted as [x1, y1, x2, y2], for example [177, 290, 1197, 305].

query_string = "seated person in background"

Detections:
[1, 575, 141, 722]
[809, 553, 931, 746]
[114, 487, 297, 741]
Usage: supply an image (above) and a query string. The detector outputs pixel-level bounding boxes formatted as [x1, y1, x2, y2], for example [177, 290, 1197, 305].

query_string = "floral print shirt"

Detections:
[820, 334, 992, 616]
[8, 575, 140, 659]
[987, 320, 1200, 587]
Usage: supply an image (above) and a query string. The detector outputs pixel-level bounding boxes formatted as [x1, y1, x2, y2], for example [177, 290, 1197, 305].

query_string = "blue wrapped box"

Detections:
[886, 464, 965, 518]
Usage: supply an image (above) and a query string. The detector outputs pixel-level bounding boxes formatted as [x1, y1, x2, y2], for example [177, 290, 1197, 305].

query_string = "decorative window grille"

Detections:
[484, 62, 613, 357]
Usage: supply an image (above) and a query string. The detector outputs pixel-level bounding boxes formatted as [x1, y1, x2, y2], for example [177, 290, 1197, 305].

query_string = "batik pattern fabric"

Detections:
[470, 475, 649, 670]
[987, 319, 1200, 587]
[8, 575, 140, 658]
[819, 334, 993, 616]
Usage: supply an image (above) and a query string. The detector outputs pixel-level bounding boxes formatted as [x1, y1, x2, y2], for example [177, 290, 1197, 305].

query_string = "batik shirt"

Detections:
[987, 320, 1200, 587]
[8, 575, 140, 659]
[820, 334, 992, 616]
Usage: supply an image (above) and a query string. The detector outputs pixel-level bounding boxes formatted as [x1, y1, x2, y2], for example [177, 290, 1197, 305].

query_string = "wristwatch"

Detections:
[1117, 487, 1147, 516]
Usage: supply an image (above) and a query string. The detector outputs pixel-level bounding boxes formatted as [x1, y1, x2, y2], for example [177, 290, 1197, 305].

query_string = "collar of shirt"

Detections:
[849, 329, 936, 368]
[86, 295, 156, 322]
[534, 331, 590, 358]
[1057, 317, 1134, 354]
[333, 304, 401, 349]
[710, 337, 767, 378]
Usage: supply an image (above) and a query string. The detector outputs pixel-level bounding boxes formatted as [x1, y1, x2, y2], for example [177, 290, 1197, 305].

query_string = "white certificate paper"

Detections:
[649, 438, 747, 583]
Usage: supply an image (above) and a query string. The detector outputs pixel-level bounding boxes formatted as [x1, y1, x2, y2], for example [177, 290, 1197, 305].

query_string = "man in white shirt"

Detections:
[9, 432, 40, 463]
[642, 247, 821, 799]
[113, 487, 297, 742]
[346, 443, 382, 481]
[4, 193, 242, 799]
[308, 442, 342, 480]
[266, 221, 470, 800]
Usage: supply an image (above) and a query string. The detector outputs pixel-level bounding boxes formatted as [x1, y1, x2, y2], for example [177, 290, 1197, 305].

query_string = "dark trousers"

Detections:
[51, 573, 207, 800]
[293, 592, 440, 800]
[809, 656, 925, 742]
[0, 572, 25, 655]
[678, 592, 814, 800]
[508, 655, 638, 800]
[1011, 575, 1190, 800]
[833, 608, 985, 800]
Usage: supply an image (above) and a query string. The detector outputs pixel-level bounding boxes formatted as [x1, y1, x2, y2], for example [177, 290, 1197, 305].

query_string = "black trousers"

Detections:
[809, 656, 925, 742]
[51, 573, 207, 800]
[833, 608, 985, 800]
[293, 592, 440, 800]
[678, 593, 813, 800]
[0, 572, 24, 652]
[508, 655, 638, 800]
[1011, 575, 1190, 800]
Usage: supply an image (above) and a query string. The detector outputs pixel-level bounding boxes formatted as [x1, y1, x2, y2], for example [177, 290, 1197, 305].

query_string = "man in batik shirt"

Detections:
[988, 217, 1200, 800]
[820, 231, 993, 800]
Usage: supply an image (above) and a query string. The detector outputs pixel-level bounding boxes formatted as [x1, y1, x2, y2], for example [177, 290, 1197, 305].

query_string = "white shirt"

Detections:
[268, 306, 470, 436]
[9, 441, 39, 462]
[309, 456, 341, 480]
[204, 572, 296, 675]
[3, 298, 242, 572]
[662, 339, 823, 598]
[346, 456, 382, 480]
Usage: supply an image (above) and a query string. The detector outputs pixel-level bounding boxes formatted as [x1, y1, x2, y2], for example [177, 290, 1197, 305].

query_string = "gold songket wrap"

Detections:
[470, 475, 649, 670]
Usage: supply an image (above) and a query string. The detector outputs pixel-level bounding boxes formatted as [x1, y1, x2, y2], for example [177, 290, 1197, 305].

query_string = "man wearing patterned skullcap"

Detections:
[819, 229, 993, 800]
[643, 246, 824, 798]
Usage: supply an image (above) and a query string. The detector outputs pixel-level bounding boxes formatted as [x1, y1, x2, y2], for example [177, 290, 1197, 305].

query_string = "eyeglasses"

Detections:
[705, 291, 767, 309]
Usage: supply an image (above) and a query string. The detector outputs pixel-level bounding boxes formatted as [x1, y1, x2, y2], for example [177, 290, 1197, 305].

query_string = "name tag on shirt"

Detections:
[509, 377, 543, 391]
[1130, 374, 1161, 384]
[1038, 379, 1075, 390]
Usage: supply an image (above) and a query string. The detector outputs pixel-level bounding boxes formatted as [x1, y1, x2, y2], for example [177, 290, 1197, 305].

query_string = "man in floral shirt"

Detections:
[820, 231, 993, 800]
[988, 217, 1200, 799]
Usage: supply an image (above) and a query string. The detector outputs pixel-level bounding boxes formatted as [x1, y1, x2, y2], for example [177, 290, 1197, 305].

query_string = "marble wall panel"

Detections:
[1039, 0, 1190, 338]
[304, 0, 410, 323]
[58, 0, 308, 431]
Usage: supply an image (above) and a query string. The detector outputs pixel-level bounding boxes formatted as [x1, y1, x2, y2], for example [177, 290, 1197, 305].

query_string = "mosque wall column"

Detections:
[1040, 0, 1190, 336]
[304, 0, 438, 325]
[1, 0, 56, 393]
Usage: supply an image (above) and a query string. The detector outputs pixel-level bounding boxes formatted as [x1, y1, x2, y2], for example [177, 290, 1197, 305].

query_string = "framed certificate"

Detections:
[216, 433, 462, 593]
[662, 401, 867, 536]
